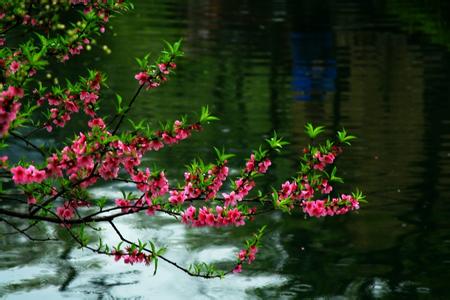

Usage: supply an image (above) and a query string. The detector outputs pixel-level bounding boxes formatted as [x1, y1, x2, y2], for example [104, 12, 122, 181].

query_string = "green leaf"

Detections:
[199, 106, 219, 123]
[153, 256, 158, 276]
[337, 128, 357, 145]
[213, 147, 235, 163]
[116, 94, 123, 113]
[266, 131, 289, 152]
[305, 123, 325, 139]
[96, 197, 107, 209]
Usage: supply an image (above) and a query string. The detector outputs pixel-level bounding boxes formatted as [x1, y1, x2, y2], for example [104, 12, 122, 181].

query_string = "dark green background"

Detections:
[1, 0, 450, 298]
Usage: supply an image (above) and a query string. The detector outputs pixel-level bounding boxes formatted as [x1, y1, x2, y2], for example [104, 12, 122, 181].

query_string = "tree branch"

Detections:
[9, 131, 47, 157]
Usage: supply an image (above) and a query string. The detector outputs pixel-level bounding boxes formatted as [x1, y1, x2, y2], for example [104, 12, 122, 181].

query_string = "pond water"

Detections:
[2, 0, 450, 299]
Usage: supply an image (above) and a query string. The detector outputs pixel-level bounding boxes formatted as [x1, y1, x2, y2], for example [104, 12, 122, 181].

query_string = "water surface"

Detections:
[2, 0, 450, 299]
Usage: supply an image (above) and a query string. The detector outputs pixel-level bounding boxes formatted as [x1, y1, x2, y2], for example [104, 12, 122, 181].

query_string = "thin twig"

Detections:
[0, 217, 57, 241]
[9, 131, 47, 157]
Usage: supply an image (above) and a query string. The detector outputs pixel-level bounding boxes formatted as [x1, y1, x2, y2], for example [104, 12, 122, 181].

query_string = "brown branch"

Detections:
[111, 83, 144, 135]
[108, 220, 231, 278]
[9, 131, 47, 157]
[0, 217, 57, 241]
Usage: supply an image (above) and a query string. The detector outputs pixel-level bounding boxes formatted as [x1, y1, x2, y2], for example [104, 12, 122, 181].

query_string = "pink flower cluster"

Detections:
[38, 72, 102, 132]
[245, 154, 272, 174]
[239, 245, 258, 264]
[10, 165, 46, 185]
[0, 86, 24, 137]
[278, 177, 333, 201]
[312, 148, 342, 171]
[320, 179, 332, 194]
[22, 14, 37, 26]
[130, 169, 169, 202]
[9, 61, 20, 73]
[12, 117, 200, 193]
[56, 200, 90, 221]
[278, 180, 298, 200]
[302, 194, 360, 218]
[222, 178, 256, 207]
[62, 2, 117, 61]
[181, 205, 246, 227]
[56, 202, 75, 220]
[9, 123, 105, 188]
[138, 120, 200, 151]
[125, 166, 169, 206]
[70, 0, 89, 5]
[168, 189, 187, 205]
[148, 172, 170, 200]
[115, 198, 139, 213]
[170, 162, 229, 205]
[273, 174, 339, 212]
[204, 164, 229, 200]
[115, 197, 161, 216]
[134, 62, 177, 90]
[113, 247, 152, 266]
[233, 245, 259, 273]
[54, 133, 99, 185]
[222, 153, 272, 207]
[160, 120, 193, 145]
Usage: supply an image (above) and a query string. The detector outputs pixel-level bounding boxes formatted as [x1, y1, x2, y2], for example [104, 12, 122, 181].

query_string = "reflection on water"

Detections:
[291, 32, 336, 101]
[2, 0, 450, 298]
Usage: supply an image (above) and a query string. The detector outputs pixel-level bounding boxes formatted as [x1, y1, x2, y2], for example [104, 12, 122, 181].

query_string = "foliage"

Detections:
[0, 0, 365, 278]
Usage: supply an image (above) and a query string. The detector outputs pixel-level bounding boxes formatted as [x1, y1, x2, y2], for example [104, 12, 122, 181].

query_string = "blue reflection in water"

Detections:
[291, 32, 336, 101]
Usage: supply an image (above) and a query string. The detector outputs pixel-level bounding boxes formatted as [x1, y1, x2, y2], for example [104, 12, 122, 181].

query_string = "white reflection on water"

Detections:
[0, 265, 56, 286]
[2, 215, 288, 299]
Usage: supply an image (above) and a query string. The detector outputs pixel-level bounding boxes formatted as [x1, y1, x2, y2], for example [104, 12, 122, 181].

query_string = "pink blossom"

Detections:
[56, 202, 75, 220]
[115, 198, 131, 212]
[238, 249, 247, 261]
[149, 140, 164, 151]
[313, 162, 325, 171]
[280, 180, 297, 198]
[302, 200, 327, 217]
[257, 158, 272, 173]
[65, 100, 79, 112]
[145, 204, 160, 216]
[169, 190, 187, 205]
[222, 191, 237, 207]
[245, 154, 255, 172]
[320, 153, 335, 165]
[80, 91, 98, 104]
[181, 205, 245, 227]
[134, 72, 149, 85]
[27, 196, 37, 205]
[233, 264, 242, 273]
[28, 68, 37, 77]
[9, 61, 20, 73]
[299, 183, 314, 200]
[320, 179, 332, 194]
[161, 132, 177, 144]
[11, 166, 27, 184]
[148, 171, 169, 197]
[184, 182, 200, 198]
[158, 63, 170, 74]
[247, 245, 258, 264]
[3, 86, 24, 98]
[88, 118, 106, 129]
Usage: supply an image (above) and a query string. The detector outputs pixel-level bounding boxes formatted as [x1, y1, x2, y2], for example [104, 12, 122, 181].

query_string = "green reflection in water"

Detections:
[2, 0, 450, 299]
